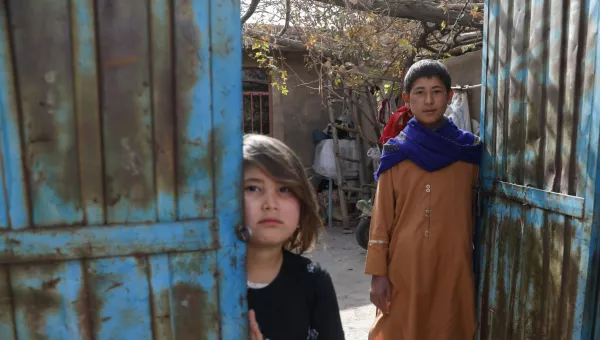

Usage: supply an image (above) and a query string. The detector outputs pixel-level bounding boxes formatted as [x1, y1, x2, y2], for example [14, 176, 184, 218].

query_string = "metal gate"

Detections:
[0, 1, 246, 339]
[476, 0, 600, 338]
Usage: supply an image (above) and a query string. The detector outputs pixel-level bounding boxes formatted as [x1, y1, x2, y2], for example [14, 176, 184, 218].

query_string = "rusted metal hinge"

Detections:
[235, 224, 251, 243]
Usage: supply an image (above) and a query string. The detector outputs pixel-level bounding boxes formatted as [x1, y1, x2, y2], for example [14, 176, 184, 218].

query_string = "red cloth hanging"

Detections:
[378, 105, 414, 145]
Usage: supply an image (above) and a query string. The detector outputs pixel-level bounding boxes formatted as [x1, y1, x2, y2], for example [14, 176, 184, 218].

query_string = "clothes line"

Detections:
[451, 84, 482, 90]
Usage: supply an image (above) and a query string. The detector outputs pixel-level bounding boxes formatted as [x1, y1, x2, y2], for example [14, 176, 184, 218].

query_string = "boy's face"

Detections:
[402, 76, 453, 128]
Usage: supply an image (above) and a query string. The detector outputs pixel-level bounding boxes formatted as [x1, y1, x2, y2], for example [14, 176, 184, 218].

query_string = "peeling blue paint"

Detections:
[477, 0, 600, 338]
[0, 1, 245, 338]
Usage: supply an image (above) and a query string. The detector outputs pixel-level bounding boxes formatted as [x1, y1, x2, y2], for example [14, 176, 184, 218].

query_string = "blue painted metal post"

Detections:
[0, 6, 28, 230]
[211, 0, 247, 338]
[592, 0, 600, 334]
[581, 0, 600, 337]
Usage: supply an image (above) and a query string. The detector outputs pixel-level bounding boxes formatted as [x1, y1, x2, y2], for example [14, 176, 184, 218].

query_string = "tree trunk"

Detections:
[245, 28, 335, 57]
[310, 0, 483, 28]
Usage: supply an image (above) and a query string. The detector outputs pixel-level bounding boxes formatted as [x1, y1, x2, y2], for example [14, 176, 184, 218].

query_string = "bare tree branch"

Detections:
[444, 41, 482, 56]
[455, 31, 482, 44]
[245, 28, 336, 58]
[241, 0, 261, 24]
[436, 0, 472, 58]
[242, 0, 484, 103]
[417, 41, 482, 58]
[277, 0, 292, 36]
[309, 0, 484, 27]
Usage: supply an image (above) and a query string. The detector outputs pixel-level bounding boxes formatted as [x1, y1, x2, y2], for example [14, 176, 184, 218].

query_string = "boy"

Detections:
[365, 60, 482, 340]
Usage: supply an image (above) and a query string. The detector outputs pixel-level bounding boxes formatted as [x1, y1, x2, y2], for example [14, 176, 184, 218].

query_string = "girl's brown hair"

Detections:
[243, 134, 323, 254]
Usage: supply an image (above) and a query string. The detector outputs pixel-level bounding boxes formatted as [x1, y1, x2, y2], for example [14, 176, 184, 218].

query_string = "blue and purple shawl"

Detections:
[374, 117, 482, 180]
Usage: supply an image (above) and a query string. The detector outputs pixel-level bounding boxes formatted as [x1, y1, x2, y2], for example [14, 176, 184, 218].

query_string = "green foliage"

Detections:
[249, 38, 289, 95]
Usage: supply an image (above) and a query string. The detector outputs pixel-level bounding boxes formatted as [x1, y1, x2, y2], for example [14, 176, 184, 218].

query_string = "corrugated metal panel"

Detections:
[477, 0, 600, 338]
[0, 0, 246, 339]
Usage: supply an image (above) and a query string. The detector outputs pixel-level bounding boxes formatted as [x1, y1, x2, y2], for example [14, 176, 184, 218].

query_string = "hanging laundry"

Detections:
[378, 105, 414, 146]
[445, 90, 480, 134]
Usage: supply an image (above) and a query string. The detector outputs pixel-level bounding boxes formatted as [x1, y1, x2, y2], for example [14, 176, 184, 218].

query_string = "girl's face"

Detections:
[244, 166, 301, 248]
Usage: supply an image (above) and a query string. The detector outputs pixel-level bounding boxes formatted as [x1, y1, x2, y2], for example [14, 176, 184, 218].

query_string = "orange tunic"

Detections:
[365, 160, 478, 340]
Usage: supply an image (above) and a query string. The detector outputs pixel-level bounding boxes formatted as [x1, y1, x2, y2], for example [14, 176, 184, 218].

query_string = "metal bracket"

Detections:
[481, 179, 585, 218]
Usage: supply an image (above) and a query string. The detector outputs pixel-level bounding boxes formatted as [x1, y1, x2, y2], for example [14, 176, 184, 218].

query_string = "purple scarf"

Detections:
[374, 117, 482, 180]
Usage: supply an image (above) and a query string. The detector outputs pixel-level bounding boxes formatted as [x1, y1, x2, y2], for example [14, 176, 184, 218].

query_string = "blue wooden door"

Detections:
[0, 1, 246, 339]
[476, 0, 600, 339]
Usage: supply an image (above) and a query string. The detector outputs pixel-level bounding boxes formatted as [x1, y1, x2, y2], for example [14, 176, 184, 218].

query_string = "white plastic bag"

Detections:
[312, 139, 360, 179]
[367, 147, 381, 172]
[445, 90, 474, 132]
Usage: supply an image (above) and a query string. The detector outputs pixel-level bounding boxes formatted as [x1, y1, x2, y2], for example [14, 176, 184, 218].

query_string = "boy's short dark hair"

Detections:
[404, 59, 452, 94]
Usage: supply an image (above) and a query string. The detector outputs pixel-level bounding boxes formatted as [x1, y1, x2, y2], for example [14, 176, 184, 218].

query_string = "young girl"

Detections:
[243, 134, 345, 340]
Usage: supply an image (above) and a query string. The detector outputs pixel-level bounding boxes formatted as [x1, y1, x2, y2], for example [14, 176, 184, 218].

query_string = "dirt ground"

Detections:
[305, 225, 375, 339]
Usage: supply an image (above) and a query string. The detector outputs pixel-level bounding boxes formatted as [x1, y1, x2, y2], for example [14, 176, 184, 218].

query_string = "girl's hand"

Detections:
[249, 309, 263, 340]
